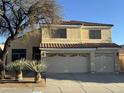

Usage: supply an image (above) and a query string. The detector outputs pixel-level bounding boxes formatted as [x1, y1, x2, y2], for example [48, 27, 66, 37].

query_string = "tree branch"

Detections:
[0, 25, 9, 29]
[1, 0, 14, 36]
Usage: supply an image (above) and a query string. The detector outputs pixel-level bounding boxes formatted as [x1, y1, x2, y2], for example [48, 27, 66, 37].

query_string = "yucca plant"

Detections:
[6, 59, 26, 81]
[24, 60, 47, 83]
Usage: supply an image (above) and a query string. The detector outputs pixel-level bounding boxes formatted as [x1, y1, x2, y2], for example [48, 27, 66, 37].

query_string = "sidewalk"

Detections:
[1, 85, 124, 93]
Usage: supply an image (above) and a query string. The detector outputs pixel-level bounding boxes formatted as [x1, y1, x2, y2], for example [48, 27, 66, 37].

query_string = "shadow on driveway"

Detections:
[46, 73, 124, 83]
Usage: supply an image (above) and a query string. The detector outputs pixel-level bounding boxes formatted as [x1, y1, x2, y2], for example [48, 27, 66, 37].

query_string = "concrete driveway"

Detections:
[1, 73, 124, 93]
[43, 73, 124, 93]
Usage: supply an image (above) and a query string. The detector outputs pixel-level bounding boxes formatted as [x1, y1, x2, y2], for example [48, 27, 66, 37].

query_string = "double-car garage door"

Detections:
[46, 53, 114, 73]
[46, 54, 90, 73]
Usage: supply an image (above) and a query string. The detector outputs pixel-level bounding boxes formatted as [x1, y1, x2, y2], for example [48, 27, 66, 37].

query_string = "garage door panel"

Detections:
[46, 54, 89, 73]
[64, 56, 89, 73]
[46, 56, 67, 73]
[95, 53, 114, 72]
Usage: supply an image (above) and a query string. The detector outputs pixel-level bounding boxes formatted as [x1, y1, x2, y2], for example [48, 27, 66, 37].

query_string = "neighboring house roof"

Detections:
[61, 20, 113, 26]
[121, 45, 124, 48]
[119, 45, 124, 54]
[41, 43, 120, 48]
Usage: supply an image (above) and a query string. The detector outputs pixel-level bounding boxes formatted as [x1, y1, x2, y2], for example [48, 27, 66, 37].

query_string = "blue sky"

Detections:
[57, 0, 124, 45]
[0, 0, 124, 45]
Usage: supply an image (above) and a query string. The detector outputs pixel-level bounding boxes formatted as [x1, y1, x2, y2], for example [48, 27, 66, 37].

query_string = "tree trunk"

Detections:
[0, 60, 4, 79]
[2, 36, 14, 58]
[1, 36, 14, 79]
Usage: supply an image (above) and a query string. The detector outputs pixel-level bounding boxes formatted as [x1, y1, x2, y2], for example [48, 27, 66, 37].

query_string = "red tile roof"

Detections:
[41, 43, 120, 48]
[61, 20, 113, 26]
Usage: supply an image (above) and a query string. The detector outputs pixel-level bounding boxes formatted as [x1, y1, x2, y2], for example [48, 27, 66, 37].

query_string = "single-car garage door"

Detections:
[46, 53, 89, 73]
[95, 53, 114, 72]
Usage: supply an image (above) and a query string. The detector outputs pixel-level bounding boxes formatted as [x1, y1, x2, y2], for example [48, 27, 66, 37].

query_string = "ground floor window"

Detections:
[12, 49, 26, 61]
[32, 47, 41, 60]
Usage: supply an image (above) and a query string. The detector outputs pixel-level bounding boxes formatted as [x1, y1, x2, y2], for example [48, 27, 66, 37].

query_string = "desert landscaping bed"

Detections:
[0, 77, 46, 88]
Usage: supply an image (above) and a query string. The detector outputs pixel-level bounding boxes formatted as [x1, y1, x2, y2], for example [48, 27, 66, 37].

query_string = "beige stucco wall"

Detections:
[7, 31, 41, 63]
[42, 27, 81, 43]
[81, 28, 112, 43]
[42, 26, 112, 44]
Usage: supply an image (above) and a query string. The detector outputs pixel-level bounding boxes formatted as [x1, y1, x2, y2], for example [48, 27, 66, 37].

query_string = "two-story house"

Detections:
[7, 20, 120, 73]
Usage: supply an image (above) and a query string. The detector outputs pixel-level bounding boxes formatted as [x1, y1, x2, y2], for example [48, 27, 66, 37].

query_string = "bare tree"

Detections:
[0, 0, 61, 78]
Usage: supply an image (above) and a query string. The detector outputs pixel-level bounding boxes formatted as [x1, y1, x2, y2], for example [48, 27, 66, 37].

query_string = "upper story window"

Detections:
[89, 30, 101, 39]
[51, 28, 67, 38]
[12, 49, 26, 61]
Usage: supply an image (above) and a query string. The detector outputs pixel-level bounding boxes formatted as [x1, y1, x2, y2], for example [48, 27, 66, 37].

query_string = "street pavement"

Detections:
[1, 73, 124, 93]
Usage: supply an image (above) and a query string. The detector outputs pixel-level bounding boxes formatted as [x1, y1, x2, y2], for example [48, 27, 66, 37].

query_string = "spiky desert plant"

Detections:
[6, 59, 26, 81]
[25, 60, 47, 73]
[25, 60, 47, 83]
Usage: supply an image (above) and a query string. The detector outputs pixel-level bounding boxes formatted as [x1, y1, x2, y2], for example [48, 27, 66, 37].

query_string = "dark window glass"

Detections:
[89, 30, 95, 39]
[51, 29, 67, 38]
[89, 30, 101, 39]
[12, 49, 26, 53]
[32, 47, 41, 60]
[12, 49, 26, 61]
[95, 30, 101, 39]
[12, 54, 19, 61]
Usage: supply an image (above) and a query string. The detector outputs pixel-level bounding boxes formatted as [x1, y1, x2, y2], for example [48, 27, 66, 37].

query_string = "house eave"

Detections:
[40, 47, 120, 51]
[81, 25, 112, 29]
[42, 24, 81, 28]
[40, 48, 96, 51]
[97, 47, 120, 50]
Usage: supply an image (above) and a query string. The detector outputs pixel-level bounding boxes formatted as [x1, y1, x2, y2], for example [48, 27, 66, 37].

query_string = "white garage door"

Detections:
[95, 53, 114, 72]
[46, 54, 89, 73]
